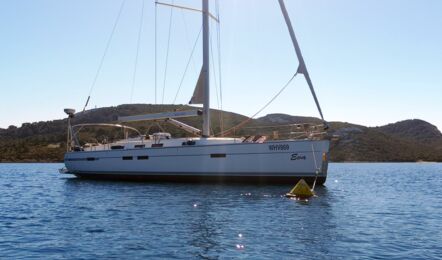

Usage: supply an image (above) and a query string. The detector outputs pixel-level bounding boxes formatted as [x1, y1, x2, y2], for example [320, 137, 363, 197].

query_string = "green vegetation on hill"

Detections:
[1, 104, 441, 162]
[377, 119, 442, 146]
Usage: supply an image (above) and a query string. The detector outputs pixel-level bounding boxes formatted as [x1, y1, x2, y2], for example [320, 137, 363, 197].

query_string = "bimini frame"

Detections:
[67, 123, 142, 152]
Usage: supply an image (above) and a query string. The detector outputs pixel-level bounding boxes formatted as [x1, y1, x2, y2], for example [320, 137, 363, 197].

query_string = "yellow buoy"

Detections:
[286, 179, 315, 198]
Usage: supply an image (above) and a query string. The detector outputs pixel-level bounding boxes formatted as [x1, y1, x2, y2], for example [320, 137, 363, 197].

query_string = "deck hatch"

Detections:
[182, 140, 196, 146]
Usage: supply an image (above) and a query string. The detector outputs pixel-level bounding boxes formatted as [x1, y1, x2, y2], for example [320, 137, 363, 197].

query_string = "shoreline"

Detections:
[1, 161, 441, 164]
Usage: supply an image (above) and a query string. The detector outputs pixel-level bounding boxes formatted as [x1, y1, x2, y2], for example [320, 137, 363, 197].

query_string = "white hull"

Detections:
[64, 139, 330, 184]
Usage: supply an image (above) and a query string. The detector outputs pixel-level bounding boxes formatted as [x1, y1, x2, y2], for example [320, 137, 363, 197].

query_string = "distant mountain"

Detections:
[256, 114, 322, 125]
[328, 122, 442, 162]
[377, 119, 442, 146]
[0, 104, 441, 162]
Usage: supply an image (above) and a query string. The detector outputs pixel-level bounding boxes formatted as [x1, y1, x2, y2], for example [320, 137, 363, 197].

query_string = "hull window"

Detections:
[152, 144, 163, 148]
[137, 156, 149, 160]
[122, 156, 133, 160]
[111, 145, 125, 150]
[135, 144, 145, 148]
[210, 153, 226, 158]
[65, 157, 98, 161]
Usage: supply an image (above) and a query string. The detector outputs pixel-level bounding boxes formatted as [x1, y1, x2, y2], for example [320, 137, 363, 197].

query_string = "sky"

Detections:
[0, 0, 441, 130]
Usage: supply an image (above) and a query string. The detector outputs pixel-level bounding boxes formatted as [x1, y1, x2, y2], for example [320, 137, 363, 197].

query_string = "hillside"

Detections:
[255, 114, 442, 161]
[1, 104, 442, 162]
[377, 119, 442, 146]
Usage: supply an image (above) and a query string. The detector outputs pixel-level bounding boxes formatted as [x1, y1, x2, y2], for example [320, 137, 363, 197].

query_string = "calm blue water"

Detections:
[0, 163, 441, 259]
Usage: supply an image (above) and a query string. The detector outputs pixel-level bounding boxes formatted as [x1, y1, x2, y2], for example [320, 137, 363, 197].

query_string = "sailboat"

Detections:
[61, 0, 330, 184]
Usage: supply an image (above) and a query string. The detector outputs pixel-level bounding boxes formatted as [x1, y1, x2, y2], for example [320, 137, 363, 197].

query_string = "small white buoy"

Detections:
[238, 233, 243, 238]
[193, 203, 198, 207]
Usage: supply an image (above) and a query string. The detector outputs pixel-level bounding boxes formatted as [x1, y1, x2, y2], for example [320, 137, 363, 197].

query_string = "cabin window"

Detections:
[111, 145, 125, 150]
[134, 144, 145, 148]
[137, 156, 149, 160]
[210, 153, 226, 158]
[151, 143, 163, 148]
[86, 157, 96, 161]
[122, 156, 133, 160]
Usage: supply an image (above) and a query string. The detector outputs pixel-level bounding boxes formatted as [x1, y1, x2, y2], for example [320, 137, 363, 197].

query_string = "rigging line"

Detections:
[172, 26, 202, 104]
[156, 1, 219, 22]
[209, 25, 220, 111]
[205, 1, 220, 131]
[130, 0, 145, 103]
[215, 0, 224, 135]
[209, 18, 224, 137]
[154, 1, 157, 104]
[180, 10, 197, 74]
[161, 0, 174, 104]
[216, 72, 299, 137]
[82, 0, 127, 112]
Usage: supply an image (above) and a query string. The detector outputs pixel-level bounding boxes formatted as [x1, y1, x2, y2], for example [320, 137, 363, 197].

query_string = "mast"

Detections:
[202, 0, 211, 137]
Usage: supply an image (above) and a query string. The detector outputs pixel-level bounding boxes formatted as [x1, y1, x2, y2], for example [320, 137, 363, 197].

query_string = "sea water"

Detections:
[0, 163, 441, 259]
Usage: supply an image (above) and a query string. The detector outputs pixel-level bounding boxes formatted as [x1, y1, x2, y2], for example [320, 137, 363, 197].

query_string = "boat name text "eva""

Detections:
[268, 144, 289, 151]
[291, 153, 306, 160]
